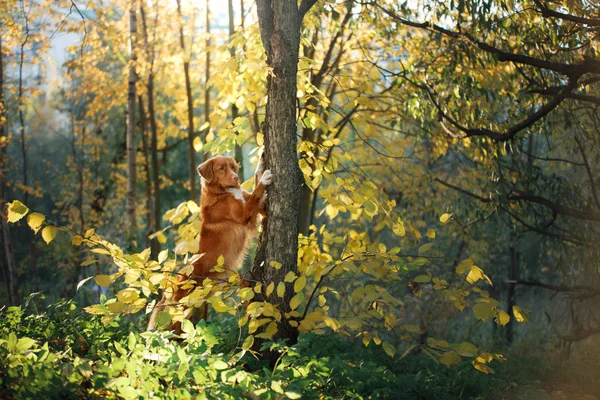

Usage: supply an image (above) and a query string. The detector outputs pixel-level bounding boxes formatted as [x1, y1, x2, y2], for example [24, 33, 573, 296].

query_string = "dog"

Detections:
[147, 153, 271, 332]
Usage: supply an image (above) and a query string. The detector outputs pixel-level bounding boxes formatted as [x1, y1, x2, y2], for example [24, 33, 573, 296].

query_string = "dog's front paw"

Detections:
[260, 169, 273, 186]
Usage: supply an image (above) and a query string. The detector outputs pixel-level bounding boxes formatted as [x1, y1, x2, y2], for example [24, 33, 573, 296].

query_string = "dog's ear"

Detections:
[197, 159, 214, 182]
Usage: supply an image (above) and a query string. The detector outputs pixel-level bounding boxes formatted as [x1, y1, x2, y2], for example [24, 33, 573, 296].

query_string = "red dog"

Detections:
[148, 154, 271, 332]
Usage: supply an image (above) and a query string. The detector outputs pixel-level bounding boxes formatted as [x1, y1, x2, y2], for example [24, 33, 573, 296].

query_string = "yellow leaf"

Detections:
[266, 282, 274, 297]
[440, 213, 452, 224]
[240, 177, 253, 191]
[440, 351, 461, 367]
[27, 212, 45, 233]
[277, 282, 285, 298]
[41, 226, 57, 244]
[107, 302, 125, 313]
[426, 229, 436, 239]
[393, 221, 406, 236]
[495, 310, 510, 326]
[289, 293, 304, 310]
[7, 200, 29, 223]
[95, 274, 111, 287]
[284, 271, 297, 283]
[193, 136, 203, 152]
[294, 276, 306, 293]
[217, 255, 225, 266]
[158, 249, 168, 264]
[256, 131, 264, 147]
[187, 200, 200, 213]
[72, 235, 83, 246]
[117, 289, 140, 304]
[84, 228, 95, 238]
[512, 306, 530, 323]
[242, 335, 254, 350]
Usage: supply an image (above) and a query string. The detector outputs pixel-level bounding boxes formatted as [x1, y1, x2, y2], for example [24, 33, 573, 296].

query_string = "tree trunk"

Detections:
[138, 95, 153, 249]
[506, 247, 518, 345]
[0, 31, 19, 306]
[141, 2, 161, 259]
[251, 0, 317, 365]
[18, 8, 29, 204]
[228, 0, 244, 181]
[126, 2, 138, 245]
[176, 0, 198, 200]
[202, 0, 211, 163]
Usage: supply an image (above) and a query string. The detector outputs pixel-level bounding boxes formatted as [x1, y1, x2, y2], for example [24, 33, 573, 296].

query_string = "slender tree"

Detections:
[228, 0, 244, 180]
[176, 0, 198, 200]
[0, 29, 19, 306]
[201, 0, 211, 164]
[140, 1, 161, 258]
[17, 0, 29, 204]
[126, 1, 138, 244]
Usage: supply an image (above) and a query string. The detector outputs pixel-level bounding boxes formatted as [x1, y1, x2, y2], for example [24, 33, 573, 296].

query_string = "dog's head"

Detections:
[198, 156, 240, 188]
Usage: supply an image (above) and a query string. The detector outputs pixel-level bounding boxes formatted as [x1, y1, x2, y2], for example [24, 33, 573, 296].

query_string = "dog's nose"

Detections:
[232, 174, 239, 182]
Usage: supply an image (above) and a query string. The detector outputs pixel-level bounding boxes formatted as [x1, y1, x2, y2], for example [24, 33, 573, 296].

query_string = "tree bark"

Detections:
[251, 0, 317, 365]
[18, 3, 29, 204]
[176, 0, 198, 200]
[140, 2, 161, 258]
[138, 95, 153, 249]
[126, 2, 138, 245]
[202, 0, 211, 164]
[0, 30, 19, 306]
[228, 0, 244, 181]
[506, 247, 518, 345]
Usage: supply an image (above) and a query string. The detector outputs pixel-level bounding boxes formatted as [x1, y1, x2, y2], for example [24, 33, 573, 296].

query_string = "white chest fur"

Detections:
[226, 188, 246, 204]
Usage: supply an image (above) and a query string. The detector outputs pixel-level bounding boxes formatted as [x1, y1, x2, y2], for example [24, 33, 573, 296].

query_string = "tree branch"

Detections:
[533, 0, 600, 27]
[574, 136, 600, 210]
[429, 79, 579, 142]
[508, 190, 600, 222]
[298, 0, 319, 22]
[256, 0, 274, 62]
[371, 2, 600, 79]
[528, 87, 600, 106]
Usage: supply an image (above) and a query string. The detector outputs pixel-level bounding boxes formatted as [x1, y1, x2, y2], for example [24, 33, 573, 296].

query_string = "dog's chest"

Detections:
[226, 188, 246, 204]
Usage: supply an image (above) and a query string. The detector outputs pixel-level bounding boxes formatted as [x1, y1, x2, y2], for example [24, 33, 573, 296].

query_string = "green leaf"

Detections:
[472, 303, 495, 322]
[413, 275, 431, 283]
[16, 337, 36, 352]
[271, 381, 284, 394]
[382, 342, 396, 357]
[285, 392, 302, 399]
[213, 360, 229, 370]
[181, 319, 195, 334]
[156, 311, 171, 328]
